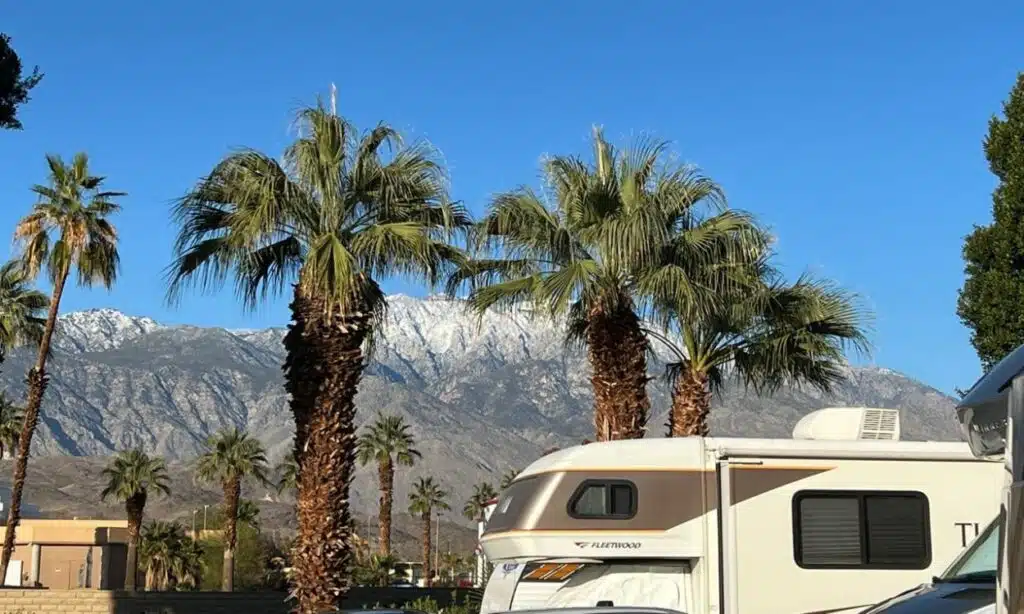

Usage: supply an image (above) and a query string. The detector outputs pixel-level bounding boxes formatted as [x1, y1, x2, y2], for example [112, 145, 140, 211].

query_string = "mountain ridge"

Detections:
[0, 296, 964, 524]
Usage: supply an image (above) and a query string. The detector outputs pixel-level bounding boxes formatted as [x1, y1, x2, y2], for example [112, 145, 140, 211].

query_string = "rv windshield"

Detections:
[938, 517, 1001, 583]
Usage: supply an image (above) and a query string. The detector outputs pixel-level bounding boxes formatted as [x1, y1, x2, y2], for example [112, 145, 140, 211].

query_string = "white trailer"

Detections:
[478, 407, 1004, 614]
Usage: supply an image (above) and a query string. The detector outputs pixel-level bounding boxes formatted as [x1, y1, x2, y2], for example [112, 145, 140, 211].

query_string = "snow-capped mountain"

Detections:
[0, 295, 963, 517]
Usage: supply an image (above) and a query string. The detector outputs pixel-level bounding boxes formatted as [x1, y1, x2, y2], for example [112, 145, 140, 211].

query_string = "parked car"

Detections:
[857, 516, 998, 614]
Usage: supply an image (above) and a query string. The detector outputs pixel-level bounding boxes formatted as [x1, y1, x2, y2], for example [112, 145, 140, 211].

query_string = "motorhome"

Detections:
[478, 407, 1004, 614]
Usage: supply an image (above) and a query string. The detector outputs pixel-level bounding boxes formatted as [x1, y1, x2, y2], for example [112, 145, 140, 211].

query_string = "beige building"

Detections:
[0, 519, 130, 590]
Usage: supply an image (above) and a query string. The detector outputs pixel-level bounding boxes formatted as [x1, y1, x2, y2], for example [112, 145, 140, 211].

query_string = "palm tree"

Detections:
[439, 552, 467, 585]
[651, 248, 873, 436]
[100, 449, 171, 591]
[274, 452, 298, 495]
[499, 469, 518, 491]
[0, 153, 123, 580]
[236, 499, 261, 532]
[449, 127, 760, 441]
[139, 521, 202, 591]
[0, 259, 47, 367]
[463, 482, 497, 523]
[408, 476, 450, 587]
[165, 99, 469, 613]
[0, 393, 23, 460]
[195, 427, 269, 592]
[357, 413, 421, 556]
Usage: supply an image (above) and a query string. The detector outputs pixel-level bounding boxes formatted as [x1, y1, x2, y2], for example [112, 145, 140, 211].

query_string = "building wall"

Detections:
[0, 589, 291, 614]
[0, 587, 478, 613]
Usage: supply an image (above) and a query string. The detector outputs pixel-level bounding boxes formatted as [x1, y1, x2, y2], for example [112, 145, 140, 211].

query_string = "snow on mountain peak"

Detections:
[56, 308, 164, 353]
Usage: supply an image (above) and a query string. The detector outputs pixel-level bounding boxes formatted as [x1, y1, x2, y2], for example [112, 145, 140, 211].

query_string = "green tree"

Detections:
[274, 451, 298, 495]
[357, 413, 421, 556]
[408, 476, 450, 586]
[650, 250, 872, 436]
[352, 553, 399, 588]
[195, 427, 269, 592]
[449, 127, 759, 441]
[0, 34, 42, 131]
[200, 524, 274, 591]
[463, 482, 497, 523]
[166, 99, 469, 613]
[100, 448, 171, 591]
[0, 153, 123, 581]
[139, 520, 204, 591]
[498, 469, 518, 490]
[958, 73, 1024, 370]
[0, 260, 47, 365]
[0, 393, 22, 460]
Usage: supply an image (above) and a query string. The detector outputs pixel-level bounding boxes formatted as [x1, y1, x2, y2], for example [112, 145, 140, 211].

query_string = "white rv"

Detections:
[478, 407, 1004, 614]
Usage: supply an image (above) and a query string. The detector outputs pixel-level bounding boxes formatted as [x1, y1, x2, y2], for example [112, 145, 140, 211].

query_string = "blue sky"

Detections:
[1, 1, 1022, 395]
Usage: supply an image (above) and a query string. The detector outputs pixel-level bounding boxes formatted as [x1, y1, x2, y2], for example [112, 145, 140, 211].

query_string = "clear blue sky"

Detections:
[1, 1, 1022, 395]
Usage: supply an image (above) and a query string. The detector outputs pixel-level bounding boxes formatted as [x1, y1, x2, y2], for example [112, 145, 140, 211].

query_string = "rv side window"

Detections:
[568, 480, 636, 518]
[793, 490, 930, 569]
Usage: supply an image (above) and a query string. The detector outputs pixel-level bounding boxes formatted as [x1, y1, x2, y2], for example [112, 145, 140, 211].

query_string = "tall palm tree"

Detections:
[0, 392, 23, 460]
[100, 448, 171, 591]
[0, 259, 47, 367]
[357, 413, 421, 556]
[651, 248, 873, 436]
[463, 482, 497, 523]
[0, 152, 123, 581]
[165, 99, 469, 613]
[499, 469, 518, 491]
[449, 127, 760, 441]
[195, 427, 269, 592]
[408, 476, 450, 587]
[236, 498, 261, 532]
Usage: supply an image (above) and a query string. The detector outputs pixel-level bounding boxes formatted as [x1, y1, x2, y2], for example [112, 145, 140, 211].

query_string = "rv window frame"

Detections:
[791, 489, 932, 570]
[566, 479, 638, 520]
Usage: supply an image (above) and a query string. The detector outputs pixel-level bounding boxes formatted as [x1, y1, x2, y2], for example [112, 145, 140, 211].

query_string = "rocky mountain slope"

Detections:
[0, 296, 963, 528]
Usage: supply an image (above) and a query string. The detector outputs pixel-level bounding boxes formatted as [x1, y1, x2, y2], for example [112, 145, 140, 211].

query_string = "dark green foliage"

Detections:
[199, 524, 281, 590]
[0, 34, 42, 130]
[958, 73, 1024, 370]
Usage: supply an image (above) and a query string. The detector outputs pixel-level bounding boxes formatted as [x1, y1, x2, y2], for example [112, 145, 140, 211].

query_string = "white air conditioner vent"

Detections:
[792, 407, 902, 441]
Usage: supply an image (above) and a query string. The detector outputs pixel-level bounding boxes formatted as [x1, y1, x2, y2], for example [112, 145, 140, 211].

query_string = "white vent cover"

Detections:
[792, 407, 902, 441]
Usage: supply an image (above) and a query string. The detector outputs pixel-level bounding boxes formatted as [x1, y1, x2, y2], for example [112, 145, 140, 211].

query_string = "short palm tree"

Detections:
[166, 99, 469, 613]
[195, 427, 269, 592]
[0, 153, 123, 581]
[357, 413, 421, 556]
[139, 520, 202, 591]
[499, 469, 518, 491]
[463, 482, 497, 523]
[100, 448, 171, 591]
[449, 127, 760, 441]
[408, 476, 450, 587]
[274, 452, 298, 495]
[0, 259, 47, 366]
[652, 250, 873, 436]
[0, 393, 23, 460]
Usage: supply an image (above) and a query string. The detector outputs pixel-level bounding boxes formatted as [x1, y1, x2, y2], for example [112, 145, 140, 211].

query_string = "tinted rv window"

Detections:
[568, 480, 636, 518]
[793, 491, 930, 569]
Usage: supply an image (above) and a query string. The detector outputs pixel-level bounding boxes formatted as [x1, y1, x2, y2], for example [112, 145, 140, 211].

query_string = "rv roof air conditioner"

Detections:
[791, 407, 901, 441]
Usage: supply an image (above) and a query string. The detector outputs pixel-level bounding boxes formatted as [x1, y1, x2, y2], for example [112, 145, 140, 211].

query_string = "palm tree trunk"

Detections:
[0, 269, 68, 581]
[421, 511, 432, 587]
[222, 475, 241, 592]
[124, 494, 146, 591]
[668, 367, 712, 437]
[285, 286, 370, 614]
[586, 302, 650, 441]
[378, 458, 393, 556]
